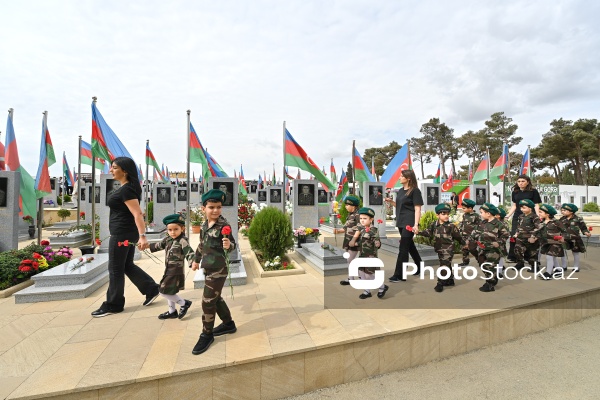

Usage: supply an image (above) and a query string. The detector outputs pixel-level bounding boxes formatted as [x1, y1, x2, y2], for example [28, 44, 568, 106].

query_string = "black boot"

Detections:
[192, 333, 214, 355]
[479, 282, 495, 292]
[213, 320, 237, 336]
[434, 282, 444, 292]
[445, 278, 455, 286]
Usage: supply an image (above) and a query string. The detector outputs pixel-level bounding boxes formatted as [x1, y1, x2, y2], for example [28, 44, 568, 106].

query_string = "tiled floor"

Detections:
[1, 231, 599, 399]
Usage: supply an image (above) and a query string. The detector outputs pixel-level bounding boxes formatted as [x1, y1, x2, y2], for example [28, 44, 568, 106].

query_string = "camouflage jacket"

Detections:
[150, 234, 195, 275]
[357, 225, 381, 258]
[343, 210, 360, 250]
[559, 215, 589, 240]
[515, 213, 543, 240]
[459, 211, 481, 237]
[193, 215, 237, 271]
[471, 218, 510, 254]
[419, 220, 464, 253]
[540, 218, 566, 246]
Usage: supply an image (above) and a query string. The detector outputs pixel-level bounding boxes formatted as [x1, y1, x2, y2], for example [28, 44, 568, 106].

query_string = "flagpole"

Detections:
[145, 140, 150, 230]
[77, 136, 82, 229]
[486, 146, 490, 203]
[527, 145, 531, 179]
[282, 121, 286, 214]
[36, 111, 48, 245]
[186, 110, 191, 238]
[91, 97, 97, 247]
[352, 140, 356, 196]
[504, 140, 509, 208]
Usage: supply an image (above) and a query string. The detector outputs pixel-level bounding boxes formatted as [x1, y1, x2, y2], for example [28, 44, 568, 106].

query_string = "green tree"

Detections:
[364, 141, 403, 179]
[407, 137, 432, 179]
[419, 118, 454, 178]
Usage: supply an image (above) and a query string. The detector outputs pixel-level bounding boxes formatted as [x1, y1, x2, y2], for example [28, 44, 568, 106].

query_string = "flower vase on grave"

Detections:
[297, 235, 306, 248]
[79, 245, 96, 255]
[28, 226, 35, 239]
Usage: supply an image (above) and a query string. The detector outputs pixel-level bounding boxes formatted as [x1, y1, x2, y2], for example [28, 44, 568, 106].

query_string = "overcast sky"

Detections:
[1, 0, 599, 181]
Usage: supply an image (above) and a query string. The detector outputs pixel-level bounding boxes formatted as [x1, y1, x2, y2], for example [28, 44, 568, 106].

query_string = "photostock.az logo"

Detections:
[344, 252, 385, 290]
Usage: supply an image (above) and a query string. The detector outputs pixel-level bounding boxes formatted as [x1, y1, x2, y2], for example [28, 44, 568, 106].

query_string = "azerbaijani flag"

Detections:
[442, 168, 454, 191]
[34, 116, 56, 197]
[285, 166, 294, 180]
[0, 138, 5, 170]
[239, 164, 248, 195]
[91, 101, 135, 163]
[189, 122, 212, 182]
[330, 159, 336, 183]
[145, 143, 164, 181]
[63, 152, 75, 187]
[258, 174, 263, 189]
[520, 148, 530, 177]
[380, 142, 411, 189]
[335, 170, 349, 202]
[81, 141, 106, 170]
[206, 150, 228, 178]
[5, 111, 37, 218]
[472, 155, 488, 182]
[433, 163, 441, 184]
[490, 144, 509, 185]
[353, 148, 375, 183]
[284, 129, 335, 189]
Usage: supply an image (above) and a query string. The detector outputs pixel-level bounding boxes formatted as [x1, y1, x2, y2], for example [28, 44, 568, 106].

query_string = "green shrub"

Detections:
[583, 202, 600, 212]
[147, 201, 154, 223]
[0, 243, 46, 289]
[64, 194, 72, 202]
[56, 196, 62, 205]
[338, 197, 363, 225]
[57, 209, 71, 221]
[248, 206, 294, 260]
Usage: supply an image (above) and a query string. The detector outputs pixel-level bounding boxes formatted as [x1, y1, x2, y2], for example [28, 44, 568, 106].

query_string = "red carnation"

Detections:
[123, 240, 129, 246]
[20, 266, 32, 272]
[118, 242, 122, 247]
[553, 235, 563, 241]
[477, 241, 485, 249]
[589, 227, 593, 232]
[377, 219, 383, 224]
[510, 237, 516, 243]
[96, 238, 101, 246]
[32, 253, 42, 259]
[221, 226, 232, 235]
[337, 214, 341, 219]
[41, 240, 50, 246]
[405, 225, 413, 232]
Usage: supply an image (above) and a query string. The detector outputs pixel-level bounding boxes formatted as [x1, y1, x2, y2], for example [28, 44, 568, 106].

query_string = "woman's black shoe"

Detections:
[192, 333, 214, 355]
[91, 303, 123, 318]
[158, 310, 179, 320]
[143, 288, 160, 306]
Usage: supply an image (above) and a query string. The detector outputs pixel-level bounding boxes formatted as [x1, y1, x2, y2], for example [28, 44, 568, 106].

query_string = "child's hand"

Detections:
[191, 262, 199, 271]
[528, 237, 537, 243]
[585, 232, 592, 237]
[223, 237, 231, 250]
[348, 240, 356, 247]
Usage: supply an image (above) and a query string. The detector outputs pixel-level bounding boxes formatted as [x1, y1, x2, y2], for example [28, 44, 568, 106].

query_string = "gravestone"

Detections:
[153, 182, 176, 230]
[293, 180, 318, 231]
[189, 182, 201, 206]
[364, 181, 388, 238]
[43, 177, 59, 205]
[421, 183, 440, 213]
[98, 174, 117, 252]
[266, 185, 284, 207]
[256, 189, 267, 204]
[175, 187, 188, 212]
[316, 188, 330, 222]
[470, 184, 488, 206]
[0, 171, 20, 252]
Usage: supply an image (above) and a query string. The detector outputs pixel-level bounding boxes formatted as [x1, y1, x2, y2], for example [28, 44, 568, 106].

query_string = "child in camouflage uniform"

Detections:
[494, 208, 510, 278]
[472, 203, 510, 292]
[513, 199, 543, 272]
[560, 203, 591, 272]
[537, 204, 566, 279]
[458, 199, 481, 267]
[336, 195, 361, 286]
[147, 213, 194, 320]
[348, 207, 388, 299]
[191, 189, 237, 355]
[418, 204, 464, 292]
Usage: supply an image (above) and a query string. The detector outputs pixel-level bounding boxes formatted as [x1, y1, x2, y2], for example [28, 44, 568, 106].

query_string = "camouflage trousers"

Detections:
[461, 240, 478, 264]
[478, 250, 500, 286]
[515, 239, 540, 266]
[436, 252, 454, 284]
[565, 237, 586, 253]
[540, 243, 565, 257]
[202, 266, 232, 335]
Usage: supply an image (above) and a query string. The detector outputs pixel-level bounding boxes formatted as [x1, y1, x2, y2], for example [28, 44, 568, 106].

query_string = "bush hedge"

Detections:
[248, 206, 294, 260]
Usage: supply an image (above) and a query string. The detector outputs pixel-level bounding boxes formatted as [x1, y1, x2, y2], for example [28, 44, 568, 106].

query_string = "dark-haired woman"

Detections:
[92, 157, 160, 317]
[385, 169, 423, 282]
[505, 174, 541, 262]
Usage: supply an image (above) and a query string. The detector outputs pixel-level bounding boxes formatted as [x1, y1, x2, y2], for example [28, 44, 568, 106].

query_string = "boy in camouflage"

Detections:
[191, 189, 237, 355]
[513, 199, 543, 272]
[537, 204, 566, 279]
[146, 213, 194, 320]
[472, 203, 510, 292]
[417, 204, 464, 292]
[560, 203, 591, 272]
[336, 195, 361, 286]
[348, 207, 388, 299]
[494, 208, 510, 278]
[458, 199, 480, 267]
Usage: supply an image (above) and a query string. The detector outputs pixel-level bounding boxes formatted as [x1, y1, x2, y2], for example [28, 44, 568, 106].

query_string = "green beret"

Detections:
[202, 189, 226, 205]
[435, 204, 451, 214]
[163, 213, 186, 226]
[519, 199, 535, 209]
[462, 199, 476, 208]
[561, 203, 578, 213]
[358, 207, 375, 218]
[539, 203, 557, 216]
[497, 208, 507, 219]
[480, 202, 499, 216]
[344, 195, 360, 206]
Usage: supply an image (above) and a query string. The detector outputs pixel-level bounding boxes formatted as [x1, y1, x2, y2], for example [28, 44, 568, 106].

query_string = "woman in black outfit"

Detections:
[385, 169, 423, 282]
[92, 157, 160, 317]
[505, 174, 541, 262]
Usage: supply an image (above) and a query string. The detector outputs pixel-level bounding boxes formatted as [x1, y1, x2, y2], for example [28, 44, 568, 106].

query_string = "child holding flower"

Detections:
[191, 189, 237, 355]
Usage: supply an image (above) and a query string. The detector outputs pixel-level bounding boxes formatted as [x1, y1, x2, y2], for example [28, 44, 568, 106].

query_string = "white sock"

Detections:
[573, 253, 581, 270]
[553, 257, 561, 271]
[562, 256, 568, 269]
[498, 258, 505, 272]
[363, 290, 371, 296]
[161, 293, 185, 307]
[546, 255, 554, 274]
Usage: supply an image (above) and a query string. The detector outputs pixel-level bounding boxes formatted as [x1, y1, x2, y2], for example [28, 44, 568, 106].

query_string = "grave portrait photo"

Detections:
[80, 187, 86, 202]
[178, 189, 187, 201]
[190, 183, 199, 192]
[105, 179, 121, 205]
[257, 190, 267, 202]
[213, 181, 234, 206]
[250, 184, 257, 193]
[317, 189, 328, 204]
[0, 177, 7, 207]
[156, 187, 171, 203]
[297, 184, 315, 206]
[50, 178, 56, 190]
[89, 187, 101, 204]
[369, 185, 384, 205]
[426, 186, 439, 205]
[476, 188, 486, 205]
[270, 188, 282, 203]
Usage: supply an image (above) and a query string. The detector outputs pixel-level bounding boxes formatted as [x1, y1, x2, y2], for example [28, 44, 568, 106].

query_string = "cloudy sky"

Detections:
[1, 0, 599, 181]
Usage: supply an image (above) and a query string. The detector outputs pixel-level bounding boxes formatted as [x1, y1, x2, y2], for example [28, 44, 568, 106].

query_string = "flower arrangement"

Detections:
[23, 215, 34, 225]
[79, 211, 86, 220]
[56, 247, 74, 258]
[293, 226, 320, 239]
[32, 253, 50, 271]
[70, 256, 94, 271]
[285, 200, 293, 216]
[263, 256, 293, 271]
[238, 203, 256, 228]
[293, 226, 308, 237]
[190, 206, 203, 226]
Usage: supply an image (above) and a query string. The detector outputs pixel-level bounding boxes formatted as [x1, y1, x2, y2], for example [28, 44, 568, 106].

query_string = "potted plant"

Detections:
[57, 209, 71, 222]
[190, 206, 203, 234]
[23, 215, 35, 238]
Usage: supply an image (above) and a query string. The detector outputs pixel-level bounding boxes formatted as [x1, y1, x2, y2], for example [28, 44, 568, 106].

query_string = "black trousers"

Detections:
[393, 227, 423, 277]
[106, 235, 158, 310]
[508, 215, 518, 259]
